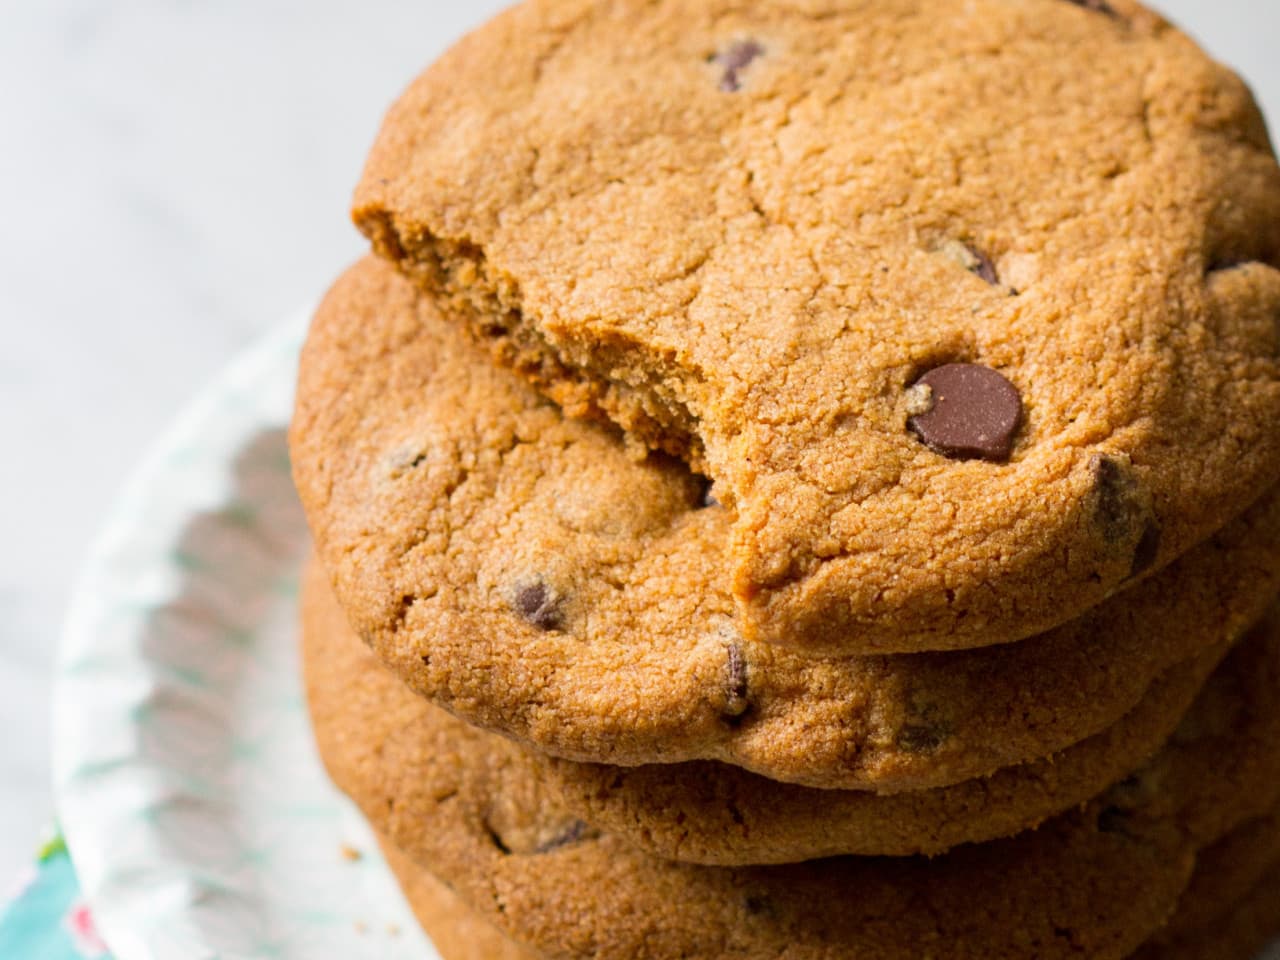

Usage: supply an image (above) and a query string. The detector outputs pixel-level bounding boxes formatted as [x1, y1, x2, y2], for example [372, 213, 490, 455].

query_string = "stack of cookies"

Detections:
[289, 0, 1280, 957]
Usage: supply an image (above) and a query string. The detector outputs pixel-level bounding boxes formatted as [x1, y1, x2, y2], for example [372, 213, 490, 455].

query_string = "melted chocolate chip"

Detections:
[511, 578, 563, 631]
[715, 39, 764, 92]
[723, 644, 751, 719]
[907, 364, 1023, 462]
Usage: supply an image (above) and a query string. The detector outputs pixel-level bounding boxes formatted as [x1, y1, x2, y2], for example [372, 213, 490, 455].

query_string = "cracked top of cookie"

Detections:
[290, 258, 1280, 787]
[353, 0, 1280, 653]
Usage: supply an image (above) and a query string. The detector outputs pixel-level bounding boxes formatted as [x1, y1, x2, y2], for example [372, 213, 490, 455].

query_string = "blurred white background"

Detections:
[0, 0, 1277, 884]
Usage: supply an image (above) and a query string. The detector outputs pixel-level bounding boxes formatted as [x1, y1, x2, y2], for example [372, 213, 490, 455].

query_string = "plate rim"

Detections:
[49, 310, 433, 960]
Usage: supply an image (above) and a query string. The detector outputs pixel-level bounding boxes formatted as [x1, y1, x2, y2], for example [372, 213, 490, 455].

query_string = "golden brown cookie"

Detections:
[353, 0, 1280, 656]
[303, 560, 1223, 862]
[303, 584, 1280, 960]
[291, 258, 1280, 790]
[378, 822, 1280, 960]
[535, 643, 1223, 862]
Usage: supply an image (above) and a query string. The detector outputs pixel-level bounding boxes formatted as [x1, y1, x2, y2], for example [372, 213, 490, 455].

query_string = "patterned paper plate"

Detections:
[51, 314, 436, 960]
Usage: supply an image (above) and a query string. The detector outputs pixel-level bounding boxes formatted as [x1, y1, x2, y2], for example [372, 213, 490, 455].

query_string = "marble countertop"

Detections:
[1, 0, 1277, 885]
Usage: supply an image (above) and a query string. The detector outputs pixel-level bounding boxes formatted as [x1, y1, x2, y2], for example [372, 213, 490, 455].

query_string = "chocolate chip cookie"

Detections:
[303, 579, 1280, 960]
[379, 819, 1280, 960]
[303, 560, 1225, 862]
[291, 258, 1280, 789]
[352, 0, 1280, 655]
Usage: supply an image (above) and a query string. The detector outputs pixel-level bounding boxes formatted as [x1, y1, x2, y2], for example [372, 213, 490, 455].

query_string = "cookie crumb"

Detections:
[904, 382, 935, 418]
[339, 844, 363, 862]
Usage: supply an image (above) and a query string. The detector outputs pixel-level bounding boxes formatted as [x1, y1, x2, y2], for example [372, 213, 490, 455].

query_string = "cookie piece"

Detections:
[304, 562, 1224, 862]
[353, 0, 1280, 655]
[303, 590, 1280, 960]
[378, 823, 1280, 960]
[291, 258, 1280, 789]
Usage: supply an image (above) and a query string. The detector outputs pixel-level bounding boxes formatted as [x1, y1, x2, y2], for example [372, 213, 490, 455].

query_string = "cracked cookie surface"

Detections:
[304, 582, 1280, 960]
[354, 0, 1280, 654]
[290, 259, 1280, 788]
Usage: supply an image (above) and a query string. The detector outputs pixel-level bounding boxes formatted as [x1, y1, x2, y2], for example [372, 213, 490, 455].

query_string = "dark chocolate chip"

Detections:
[898, 697, 952, 753]
[1089, 454, 1140, 544]
[907, 363, 1023, 462]
[744, 895, 775, 917]
[484, 821, 513, 855]
[1130, 521, 1162, 579]
[939, 240, 1000, 285]
[511, 578, 563, 631]
[969, 248, 999, 285]
[723, 643, 751, 719]
[534, 820, 591, 853]
[1087, 454, 1161, 578]
[715, 39, 764, 92]
[897, 723, 948, 753]
[1066, 0, 1118, 15]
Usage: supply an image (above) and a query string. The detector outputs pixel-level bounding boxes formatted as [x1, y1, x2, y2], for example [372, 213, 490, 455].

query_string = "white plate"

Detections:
[51, 314, 436, 960]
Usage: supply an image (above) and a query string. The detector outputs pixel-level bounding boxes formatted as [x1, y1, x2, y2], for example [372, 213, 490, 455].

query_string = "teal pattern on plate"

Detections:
[51, 315, 436, 960]
[0, 833, 110, 959]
